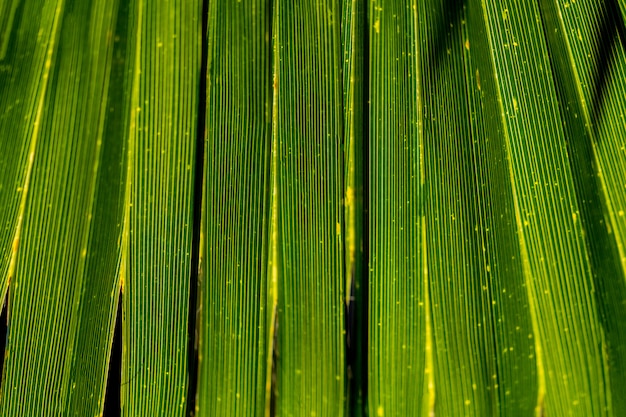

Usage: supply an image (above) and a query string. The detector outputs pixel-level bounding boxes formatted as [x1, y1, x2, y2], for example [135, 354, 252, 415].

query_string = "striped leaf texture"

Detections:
[0, 0, 124, 414]
[0, 0, 200, 416]
[120, 0, 201, 415]
[0, 1, 625, 416]
[198, 0, 272, 415]
[271, 1, 347, 415]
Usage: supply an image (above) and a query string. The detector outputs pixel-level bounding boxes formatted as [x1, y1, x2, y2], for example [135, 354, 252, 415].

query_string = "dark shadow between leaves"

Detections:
[103, 299, 122, 417]
[185, 0, 210, 415]
[0, 0, 25, 63]
[344, 1, 370, 415]
[427, 0, 467, 80]
[539, 2, 626, 414]
[591, 0, 626, 131]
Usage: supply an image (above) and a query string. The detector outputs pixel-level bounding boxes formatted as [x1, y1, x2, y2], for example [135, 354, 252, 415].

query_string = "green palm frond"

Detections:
[1, 1, 625, 416]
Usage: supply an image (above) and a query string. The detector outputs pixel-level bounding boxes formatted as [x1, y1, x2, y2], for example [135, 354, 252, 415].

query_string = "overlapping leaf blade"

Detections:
[367, 1, 428, 415]
[368, 1, 626, 416]
[471, 1, 619, 415]
[197, 0, 272, 415]
[0, 0, 200, 415]
[0, 0, 64, 308]
[420, 2, 539, 416]
[537, 0, 626, 414]
[0, 0, 124, 414]
[120, 0, 201, 414]
[271, 1, 346, 415]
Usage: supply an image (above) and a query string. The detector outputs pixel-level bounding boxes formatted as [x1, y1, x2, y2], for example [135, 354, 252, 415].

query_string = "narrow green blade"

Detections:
[120, 0, 201, 414]
[2, 2, 625, 417]
[197, 0, 273, 415]
[538, 0, 626, 414]
[66, 0, 130, 412]
[474, 1, 616, 415]
[0, 0, 124, 415]
[369, 1, 626, 416]
[0, 0, 62, 307]
[272, 0, 346, 414]
[368, 1, 428, 415]
[420, 2, 539, 416]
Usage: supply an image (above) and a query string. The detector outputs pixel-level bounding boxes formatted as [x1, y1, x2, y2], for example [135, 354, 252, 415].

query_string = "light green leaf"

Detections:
[368, 1, 429, 416]
[0, 0, 123, 415]
[369, 1, 626, 416]
[120, 0, 200, 414]
[272, 1, 346, 415]
[422, 2, 538, 416]
[472, 1, 621, 415]
[0, 0, 200, 415]
[538, 0, 626, 414]
[1, 2, 625, 417]
[197, 0, 272, 415]
[0, 0, 64, 310]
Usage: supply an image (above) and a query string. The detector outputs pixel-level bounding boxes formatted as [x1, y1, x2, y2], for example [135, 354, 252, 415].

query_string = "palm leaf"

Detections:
[120, 0, 200, 414]
[0, 1, 122, 414]
[271, 1, 346, 415]
[1, 1, 626, 416]
[198, 0, 272, 415]
[0, 0, 199, 415]
[368, 0, 428, 415]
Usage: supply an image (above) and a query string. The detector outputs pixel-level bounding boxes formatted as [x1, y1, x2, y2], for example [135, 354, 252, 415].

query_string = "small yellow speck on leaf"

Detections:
[377, 406, 384, 416]
[374, 20, 380, 34]
[346, 186, 354, 205]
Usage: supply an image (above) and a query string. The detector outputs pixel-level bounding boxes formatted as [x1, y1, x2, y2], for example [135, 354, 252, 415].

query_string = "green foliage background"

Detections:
[0, 0, 625, 416]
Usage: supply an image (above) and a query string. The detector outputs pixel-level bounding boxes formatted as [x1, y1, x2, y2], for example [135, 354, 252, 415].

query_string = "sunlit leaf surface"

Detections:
[0, 1, 625, 416]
